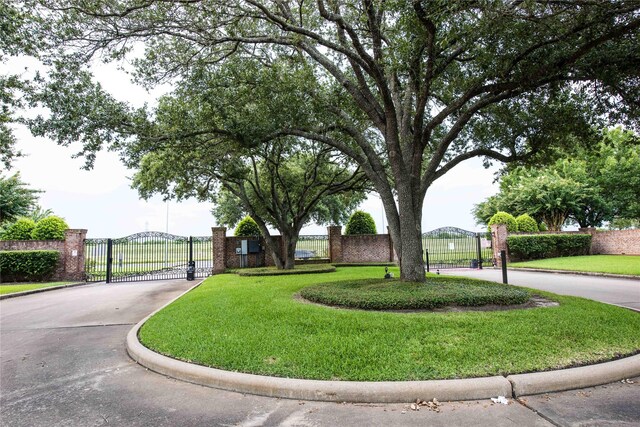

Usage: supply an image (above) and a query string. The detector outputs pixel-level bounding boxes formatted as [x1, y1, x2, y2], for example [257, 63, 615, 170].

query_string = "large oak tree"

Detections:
[26, 1, 640, 281]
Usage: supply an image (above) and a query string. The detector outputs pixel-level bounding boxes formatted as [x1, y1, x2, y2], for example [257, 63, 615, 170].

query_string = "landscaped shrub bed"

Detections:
[0, 250, 60, 282]
[507, 234, 591, 261]
[300, 276, 530, 310]
[236, 264, 336, 276]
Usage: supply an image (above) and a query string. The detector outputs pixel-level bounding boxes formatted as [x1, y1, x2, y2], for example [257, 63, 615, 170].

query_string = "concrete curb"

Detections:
[509, 267, 640, 281]
[508, 354, 640, 397]
[0, 282, 91, 300]
[126, 280, 640, 403]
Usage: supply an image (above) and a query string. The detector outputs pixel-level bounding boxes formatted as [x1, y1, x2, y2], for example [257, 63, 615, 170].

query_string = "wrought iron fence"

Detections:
[422, 227, 493, 269]
[295, 235, 329, 259]
[84, 232, 212, 283]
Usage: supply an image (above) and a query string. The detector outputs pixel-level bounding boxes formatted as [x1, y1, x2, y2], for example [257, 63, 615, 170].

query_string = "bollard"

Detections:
[501, 250, 508, 284]
[425, 250, 430, 273]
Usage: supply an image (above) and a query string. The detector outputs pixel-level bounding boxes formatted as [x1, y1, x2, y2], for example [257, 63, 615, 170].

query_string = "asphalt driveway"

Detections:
[440, 268, 640, 311]
[1, 278, 638, 426]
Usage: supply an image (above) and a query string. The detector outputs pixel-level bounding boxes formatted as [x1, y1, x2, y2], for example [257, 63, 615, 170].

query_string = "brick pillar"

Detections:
[579, 227, 597, 254]
[328, 226, 343, 263]
[63, 229, 87, 281]
[491, 224, 509, 266]
[212, 227, 227, 274]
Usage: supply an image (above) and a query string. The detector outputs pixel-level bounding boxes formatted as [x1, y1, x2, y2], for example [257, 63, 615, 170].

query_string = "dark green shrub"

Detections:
[345, 210, 377, 235]
[0, 250, 60, 282]
[234, 216, 261, 236]
[2, 218, 36, 240]
[488, 212, 518, 233]
[507, 234, 591, 261]
[31, 216, 68, 240]
[515, 214, 539, 233]
[300, 276, 530, 310]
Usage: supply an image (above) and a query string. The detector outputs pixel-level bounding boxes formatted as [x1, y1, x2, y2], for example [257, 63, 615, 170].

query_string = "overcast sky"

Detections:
[4, 57, 500, 238]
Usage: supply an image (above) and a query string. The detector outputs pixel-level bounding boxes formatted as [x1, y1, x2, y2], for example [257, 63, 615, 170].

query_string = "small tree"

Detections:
[488, 212, 518, 234]
[234, 216, 260, 237]
[1, 217, 35, 240]
[31, 216, 68, 240]
[516, 214, 539, 233]
[345, 211, 377, 235]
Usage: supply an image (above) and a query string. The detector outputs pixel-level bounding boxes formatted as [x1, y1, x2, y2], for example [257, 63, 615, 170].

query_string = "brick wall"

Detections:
[585, 228, 640, 255]
[211, 226, 398, 272]
[491, 226, 640, 261]
[341, 234, 394, 263]
[0, 229, 87, 282]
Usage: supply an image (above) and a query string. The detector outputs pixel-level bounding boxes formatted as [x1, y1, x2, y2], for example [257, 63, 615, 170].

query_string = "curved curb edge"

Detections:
[507, 354, 640, 397]
[126, 280, 640, 403]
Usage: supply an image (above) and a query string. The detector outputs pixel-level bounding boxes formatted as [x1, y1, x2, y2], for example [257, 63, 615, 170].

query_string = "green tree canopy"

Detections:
[473, 128, 640, 230]
[135, 138, 367, 269]
[25, 1, 640, 281]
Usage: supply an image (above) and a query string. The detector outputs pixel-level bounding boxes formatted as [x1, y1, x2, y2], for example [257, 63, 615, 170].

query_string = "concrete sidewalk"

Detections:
[441, 268, 640, 311]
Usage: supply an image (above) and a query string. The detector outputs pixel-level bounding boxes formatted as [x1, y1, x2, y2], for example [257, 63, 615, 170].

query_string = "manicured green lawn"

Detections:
[139, 266, 640, 381]
[510, 255, 640, 276]
[0, 282, 74, 295]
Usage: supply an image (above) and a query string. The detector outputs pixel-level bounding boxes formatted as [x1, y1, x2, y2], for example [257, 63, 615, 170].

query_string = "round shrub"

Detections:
[1, 217, 36, 240]
[31, 216, 68, 240]
[345, 210, 377, 235]
[234, 216, 261, 236]
[539, 222, 548, 232]
[516, 214, 539, 233]
[488, 211, 518, 233]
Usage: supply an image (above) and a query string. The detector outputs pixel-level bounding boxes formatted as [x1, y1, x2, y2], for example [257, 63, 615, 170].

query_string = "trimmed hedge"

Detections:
[488, 211, 518, 233]
[236, 265, 336, 276]
[507, 234, 591, 261]
[515, 214, 539, 233]
[0, 250, 60, 282]
[300, 276, 531, 310]
[345, 210, 377, 235]
[31, 216, 68, 240]
[1, 218, 36, 240]
[234, 216, 261, 237]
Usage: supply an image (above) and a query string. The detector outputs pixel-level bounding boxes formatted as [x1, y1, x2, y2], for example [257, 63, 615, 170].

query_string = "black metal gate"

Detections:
[422, 227, 493, 270]
[84, 232, 212, 283]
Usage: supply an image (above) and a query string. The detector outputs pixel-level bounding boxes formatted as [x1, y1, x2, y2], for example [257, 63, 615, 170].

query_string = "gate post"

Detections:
[63, 229, 87, 281]
[212, 227, 227, 274]
[491, 224, 509, 267]
[475, 234, 483, 270]
[106, 238, 113, 284]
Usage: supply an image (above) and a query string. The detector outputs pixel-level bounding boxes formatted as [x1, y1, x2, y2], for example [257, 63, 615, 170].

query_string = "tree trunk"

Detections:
[388, 181, 426, 282]
[282, 234, 297, 270]
[263, 235, 285, 269]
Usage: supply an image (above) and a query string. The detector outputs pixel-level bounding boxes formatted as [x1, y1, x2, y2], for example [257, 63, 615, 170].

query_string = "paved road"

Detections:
[1, 279, 638, 426]
[441, 268, 640, 311]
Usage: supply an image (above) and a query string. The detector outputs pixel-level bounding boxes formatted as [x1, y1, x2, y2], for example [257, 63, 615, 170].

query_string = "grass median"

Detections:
[0, 282, 74, 295]
[138, 266, 640, 381]
[510, 255, 640, 276]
